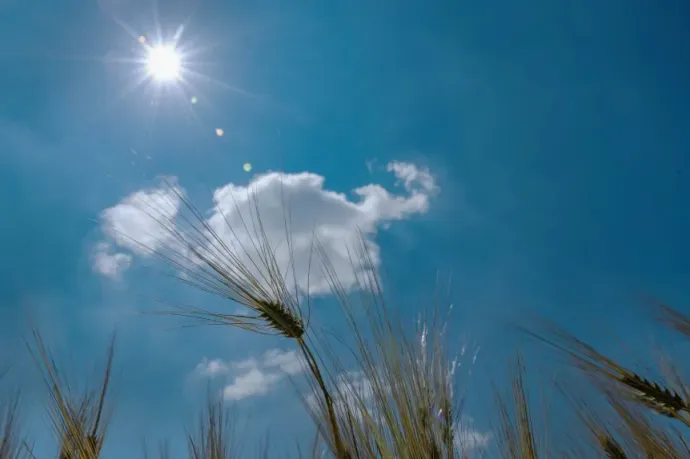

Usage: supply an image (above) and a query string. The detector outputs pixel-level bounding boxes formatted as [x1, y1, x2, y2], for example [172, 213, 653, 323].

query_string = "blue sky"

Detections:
[1, 0, 690, 456]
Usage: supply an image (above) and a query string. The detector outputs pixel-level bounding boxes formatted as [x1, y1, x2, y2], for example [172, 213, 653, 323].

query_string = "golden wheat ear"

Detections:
[495, 354, 539, 459]
[141, 186, 354, 456]
[138, 182, 308, 340]
[27, 331, 115, 459]
[603, 393, 690, 458]
[187, 391, 242, 459]
[303, 234, 467, 459]
[0, 392, 31, 459]
[568, 392, 628, 459]
[521, 321, 690, 428]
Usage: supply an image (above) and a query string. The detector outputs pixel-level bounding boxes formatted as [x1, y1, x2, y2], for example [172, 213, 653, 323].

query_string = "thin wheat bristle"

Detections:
[188, 392, 239, 459]
[28, 331, 114, 459]
[656, 304, 690, 338]
[619, 373, 689, 417]
[256, 300, 305, 339]
[0, 394, 28, 459]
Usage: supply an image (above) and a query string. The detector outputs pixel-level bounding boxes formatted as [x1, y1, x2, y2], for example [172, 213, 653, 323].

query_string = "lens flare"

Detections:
[146, 45, 181, 81]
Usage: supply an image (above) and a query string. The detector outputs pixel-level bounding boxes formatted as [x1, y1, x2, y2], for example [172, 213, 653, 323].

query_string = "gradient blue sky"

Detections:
[1, 0, 689, 456]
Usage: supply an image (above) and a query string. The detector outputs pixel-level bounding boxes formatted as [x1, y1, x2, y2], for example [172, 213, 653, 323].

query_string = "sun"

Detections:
[146, 45, 181, 82]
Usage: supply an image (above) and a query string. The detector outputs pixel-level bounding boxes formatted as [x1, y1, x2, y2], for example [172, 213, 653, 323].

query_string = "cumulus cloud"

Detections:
[99, 183, 183, 255]
[222, 367, 283, 400]
[93, 162, 437, 293]
[194, 349, 305, 401]
[204, 168, 434, 293]
[91, 242, 131, 280]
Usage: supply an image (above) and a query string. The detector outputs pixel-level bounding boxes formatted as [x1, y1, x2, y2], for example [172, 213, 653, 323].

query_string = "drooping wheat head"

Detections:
[522, 322, 690, 429]
[133, 183, 350, 456]
[132, 184, 308, 340]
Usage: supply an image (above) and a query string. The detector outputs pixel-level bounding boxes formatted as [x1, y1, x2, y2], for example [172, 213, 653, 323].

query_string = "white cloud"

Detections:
[193, 358, 231, 378]
[194, 349, 306, 401]
[93, 163, 437, 294]
[202, 164, 436, 294]
[387, 161, 438, 194]
[223, 367, 282, 400]
[262, 349, 304, 375]
[91, 242, 131, 280]
[99, 183, 183, 255]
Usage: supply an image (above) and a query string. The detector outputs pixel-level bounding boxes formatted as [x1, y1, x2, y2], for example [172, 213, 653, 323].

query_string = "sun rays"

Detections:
[146, 45, 182, 82]
[97, 13, 260, 172]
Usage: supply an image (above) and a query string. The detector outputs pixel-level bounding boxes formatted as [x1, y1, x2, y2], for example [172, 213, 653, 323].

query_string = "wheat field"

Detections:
[2, 195, 689, 459]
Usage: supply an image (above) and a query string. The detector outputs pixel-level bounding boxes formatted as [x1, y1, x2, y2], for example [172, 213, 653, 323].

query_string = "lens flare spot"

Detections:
[243, 162, 252, 172]
[138, 35, 146, 44]
[215, 128, 224, 137]
[190, 96, 198, 104]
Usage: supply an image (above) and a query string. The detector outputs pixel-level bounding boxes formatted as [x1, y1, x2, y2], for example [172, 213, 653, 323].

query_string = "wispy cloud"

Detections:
[387, 161, 438, 194]
[194, 349, 306, 401]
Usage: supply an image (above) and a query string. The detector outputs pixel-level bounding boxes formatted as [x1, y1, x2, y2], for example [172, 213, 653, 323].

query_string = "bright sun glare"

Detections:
[146, 45, 181, 81]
